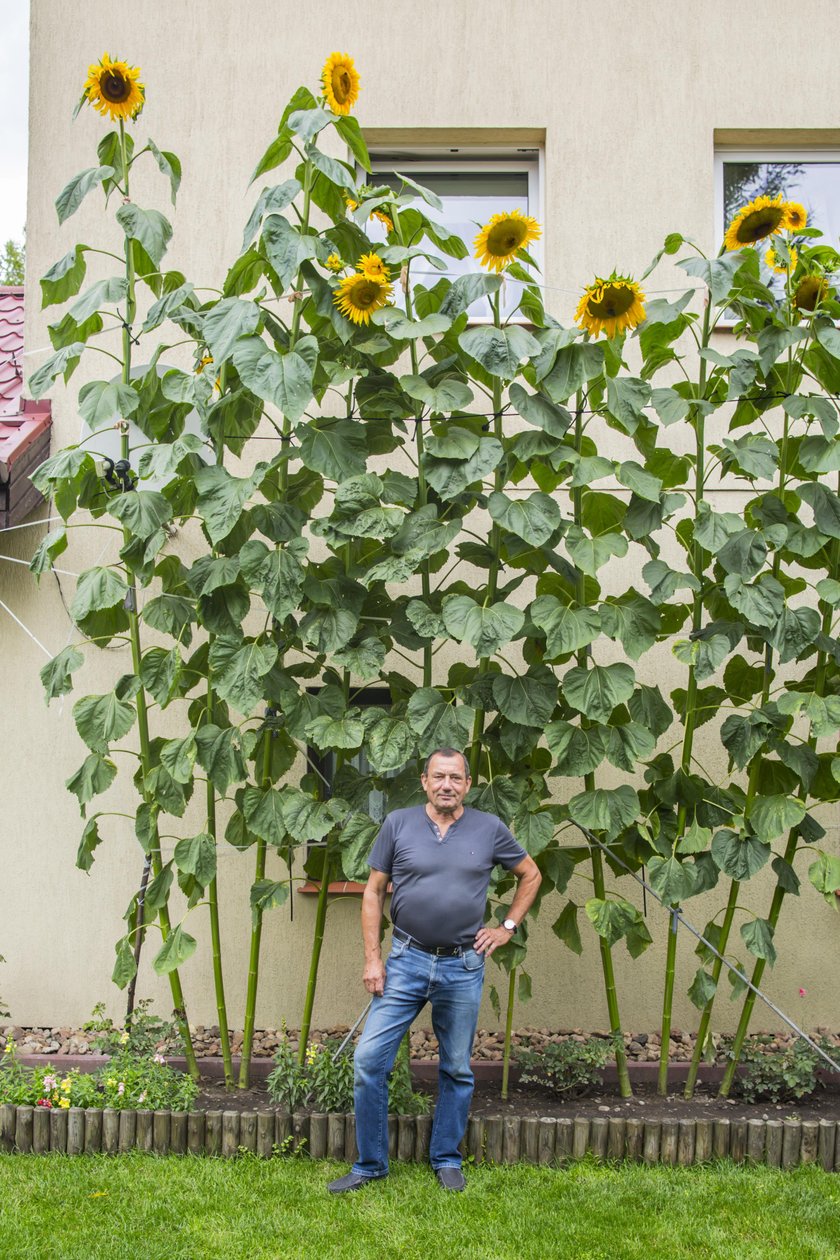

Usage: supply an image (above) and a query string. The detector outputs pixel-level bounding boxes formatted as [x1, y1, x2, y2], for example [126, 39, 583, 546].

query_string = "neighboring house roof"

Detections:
[0, 286, 52, 526]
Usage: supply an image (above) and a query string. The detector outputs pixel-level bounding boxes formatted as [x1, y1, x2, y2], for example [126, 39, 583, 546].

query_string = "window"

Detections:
[715, 148, 840, 268]
[365, 147, 543, 320]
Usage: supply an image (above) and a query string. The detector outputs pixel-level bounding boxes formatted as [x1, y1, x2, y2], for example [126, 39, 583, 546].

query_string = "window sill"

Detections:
[297, 880, 393, 896]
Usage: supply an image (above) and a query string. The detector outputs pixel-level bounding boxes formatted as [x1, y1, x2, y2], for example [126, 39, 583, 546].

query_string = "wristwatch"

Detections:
[503, 918, 518, 933]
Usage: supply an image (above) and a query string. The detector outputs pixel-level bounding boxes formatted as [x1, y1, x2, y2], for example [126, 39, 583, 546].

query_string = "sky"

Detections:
[0, 0, 29, 248]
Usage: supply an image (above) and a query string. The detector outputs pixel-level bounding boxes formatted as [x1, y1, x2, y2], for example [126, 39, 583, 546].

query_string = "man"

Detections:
[328, 746, 541, 1194]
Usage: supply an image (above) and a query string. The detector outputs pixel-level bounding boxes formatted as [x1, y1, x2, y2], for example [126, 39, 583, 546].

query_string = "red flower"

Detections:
[36, 1098, 53, 1108]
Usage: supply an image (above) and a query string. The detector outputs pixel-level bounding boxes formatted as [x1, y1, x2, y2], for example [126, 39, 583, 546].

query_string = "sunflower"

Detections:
[574, 273, 646, 340]
[326, 253, 344, 273]
[765, 244, 798, 274]
[321, 52, 360, 116]
[357, 252, 389, 281]
[333, 272, 393, 325]
[83, 53, 144, 122]
[793, 273, 830, 312]
[724, 194, 786, 251]
[473, 210, 542, 272]
[346, 194, 394, 235]
[783, 201, 807, 232]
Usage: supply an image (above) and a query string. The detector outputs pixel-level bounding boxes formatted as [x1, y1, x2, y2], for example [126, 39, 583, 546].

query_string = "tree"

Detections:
[0, 235, 25, 285]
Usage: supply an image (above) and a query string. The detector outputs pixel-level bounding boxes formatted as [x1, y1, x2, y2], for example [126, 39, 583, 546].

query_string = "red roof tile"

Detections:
[0, 286, 24, 419]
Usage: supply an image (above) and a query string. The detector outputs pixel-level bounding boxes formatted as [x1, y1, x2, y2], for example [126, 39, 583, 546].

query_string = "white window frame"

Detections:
[366, 146, 544, 324]
[714, 146, 840, 247]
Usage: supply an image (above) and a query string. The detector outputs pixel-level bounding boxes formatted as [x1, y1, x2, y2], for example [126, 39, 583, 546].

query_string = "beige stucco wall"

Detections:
[3, 0, 839, 1036]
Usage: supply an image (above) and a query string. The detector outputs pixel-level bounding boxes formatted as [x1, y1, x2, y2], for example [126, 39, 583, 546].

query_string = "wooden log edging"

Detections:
[0, 1105, 832, 1169]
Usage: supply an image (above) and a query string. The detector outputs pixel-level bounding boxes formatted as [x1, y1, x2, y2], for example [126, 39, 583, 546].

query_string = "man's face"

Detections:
[421, 754, 471, 814]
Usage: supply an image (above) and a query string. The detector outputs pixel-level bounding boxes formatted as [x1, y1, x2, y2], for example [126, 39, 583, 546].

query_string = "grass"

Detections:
[2, 1153, 840, 1260]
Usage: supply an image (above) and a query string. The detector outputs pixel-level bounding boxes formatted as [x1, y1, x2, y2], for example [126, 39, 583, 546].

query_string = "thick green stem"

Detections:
[298, 836, 332, 1062]
[501, 968, 516, 1100]
[206, 678, 234, 1089]
[657, 298, 711, 1095]
[572, 398, 632, 1098]
[117, 121, 197, 1079]
[468, 290, 504, 781]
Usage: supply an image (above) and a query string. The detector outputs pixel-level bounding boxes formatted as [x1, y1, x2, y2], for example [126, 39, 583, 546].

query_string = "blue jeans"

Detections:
[351, 934, 485, 1177]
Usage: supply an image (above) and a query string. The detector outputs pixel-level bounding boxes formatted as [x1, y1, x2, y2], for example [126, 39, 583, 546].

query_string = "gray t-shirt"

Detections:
[368, 805, 527, 948]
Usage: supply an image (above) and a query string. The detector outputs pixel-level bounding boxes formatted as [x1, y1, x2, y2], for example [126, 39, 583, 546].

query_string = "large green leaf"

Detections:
[332, 638, 387, 681]
[305, 713, 366, 752]
[747, 793, 806, 842]
[545, 721, 608, 775]
[373, 309, 451, 340]
[710, 829, 771, 880]
[459, 325, 540, 378]
[439, 272, 502, 318]
[338, 815, 380, 881]
[203, 298, 261, 361]
[566, 526, 628, 576]
[552, 901, 583, 955]
[174, 833, 216, 888]
[723, 574, 784, 629]
[73, 693, 136, 753]
[509, 382, 572, 437]
[249, 879, 290, 928]
[606, 378, 651, 433]
[55, 166, 113, 224]
[160, 732, 198, 784]
[491, 669, 557, 727]
[366, 715, 415, 772]
[41, 245, 88, 307]
[406, 688, 474, 754]
[562, 663, 635, 723]
[513, 810, 554, 857]
[391, 506, 461, 560]
[139, 646, 182, 709]
[424, 436, 504, 499]
[243, 786, 287, 845]
[740, 917, 777, 966]
[299, 605, 359, 653]
[28, 341, 85, 399]
[808, 852, 840, 905]
[280, 789, 347, 843]
[153, 925, 197, 975]
[232, 335, 314, 422]
[442, 595, 525, 656]
[109, 490, 173, 539]
[569, 785, 639, 837]
[262, 214, 324, 286]
[209, 638, 278, 714]
[530, 598, 600, 658]
[40, 644, 84, 703]
[194, 725, 247, 796]
[399, 374, 474, 413]
[298, 419, 367, 480]
[585, 895, 651, 954]
[194, 465, 255, 543]
[115, 204, 172, 266]
[76, 817, 104, 873]
[239, 539, 305, 621]
[488, 491, 562, 547]
[647, 855, 693, 906]
[66, 753, 117, 813]
[605, 722, 656, 772]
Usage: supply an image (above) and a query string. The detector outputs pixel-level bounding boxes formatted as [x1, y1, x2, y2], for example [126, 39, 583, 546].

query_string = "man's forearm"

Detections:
[508, 869, 541, 926]
[361, 886, 386, 960]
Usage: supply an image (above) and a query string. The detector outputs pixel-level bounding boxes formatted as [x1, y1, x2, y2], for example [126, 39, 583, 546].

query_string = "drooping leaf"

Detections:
[552, 901, 583, 955]
[174, 832, 217, 888]
[66, 754, 117, 813]
[568, 785, 640, 837]
[406, 688, 474, 754]
[40, 644, 84, 703]
[740, 917, 777, 966]
[153, 924, 198, 975]
[562, 663, 635, 723]
[73, 692, 136, 753]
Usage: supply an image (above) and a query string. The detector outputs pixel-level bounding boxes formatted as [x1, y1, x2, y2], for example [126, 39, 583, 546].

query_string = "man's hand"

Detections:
[363, 957, 386, 995]
[474, 924, 513, 956]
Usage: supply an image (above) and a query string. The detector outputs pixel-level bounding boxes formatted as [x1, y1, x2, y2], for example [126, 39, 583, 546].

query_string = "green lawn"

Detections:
[2, 1153, 839, 1260]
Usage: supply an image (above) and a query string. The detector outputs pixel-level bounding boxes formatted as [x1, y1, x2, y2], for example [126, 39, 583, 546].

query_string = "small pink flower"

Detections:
[117, 1082, 125, 1096]
[152, 1053, 166, 1066]
[799, 988, 807, 997]
[138, 1091, 146, 1104]
[43, 1074, 58, 1092]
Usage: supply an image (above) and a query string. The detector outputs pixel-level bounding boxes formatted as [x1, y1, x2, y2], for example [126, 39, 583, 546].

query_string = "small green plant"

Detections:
[731, 1036, 828, 1104]
[83, 999, 181, 1057]
[0, 955, 9, 1023]
[266, 1036, 429, 1114]
[0, 1032, 198, 1111]
[514, 1035, 616, 1097]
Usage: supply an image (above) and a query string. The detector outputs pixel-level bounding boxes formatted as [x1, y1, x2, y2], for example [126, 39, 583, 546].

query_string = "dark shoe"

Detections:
[328, 1171, 384, 1194]
[435, 1166, 465, 1192]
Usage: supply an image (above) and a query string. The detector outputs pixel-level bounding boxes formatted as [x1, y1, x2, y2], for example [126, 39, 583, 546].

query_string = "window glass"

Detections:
[721, 158, 840, 241]
[368, 156, 539, 319]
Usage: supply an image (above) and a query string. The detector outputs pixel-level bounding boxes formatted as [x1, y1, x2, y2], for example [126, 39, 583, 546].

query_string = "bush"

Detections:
[84, 999, 181, 1057]
[266, 1037, 429, 1114]
[732, 1036, 829, 1104]
[514, 1035, 616, 1097]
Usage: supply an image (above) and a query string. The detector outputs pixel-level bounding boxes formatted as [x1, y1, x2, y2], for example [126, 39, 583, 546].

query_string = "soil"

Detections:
[193, 1074, 840, 1124]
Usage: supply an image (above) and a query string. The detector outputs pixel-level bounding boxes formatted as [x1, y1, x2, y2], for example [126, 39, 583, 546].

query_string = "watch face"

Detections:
[503, 919, 516, 931]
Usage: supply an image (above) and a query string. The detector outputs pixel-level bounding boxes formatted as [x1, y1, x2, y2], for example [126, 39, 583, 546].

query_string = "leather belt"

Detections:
[393, 927, 463, 957]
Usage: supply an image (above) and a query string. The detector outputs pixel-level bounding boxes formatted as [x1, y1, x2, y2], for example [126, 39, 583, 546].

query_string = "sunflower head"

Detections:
[371, 208, 394, 233]
[793, 273, 830, 312]
[357, 253, 389, 281]
[333, 272, 393, 326]
[783, 201, 807, 232]
[83, 53, 144, 123]
[765, 244, 798, 274]
[474, 210, 541, 272]
[724, 195, 786, 251]
[326, 253, 344, 273]
[574, 272, 647, 340]
[321, 52, 360, 116]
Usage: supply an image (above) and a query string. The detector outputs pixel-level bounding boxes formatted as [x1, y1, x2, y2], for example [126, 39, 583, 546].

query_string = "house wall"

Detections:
[4, 0, 838, 1035]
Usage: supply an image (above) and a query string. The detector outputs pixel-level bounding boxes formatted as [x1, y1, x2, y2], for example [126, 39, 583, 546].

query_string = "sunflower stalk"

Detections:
[684, 406, 792, 1099]
[501, 966, 516, 1101]
[116, 119, 198, 1080]
[573, 392, 632, 1099]
[657, 295, 712, 1096]
[467, 288, 504, 782]
[239, 157, 315, 1088]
